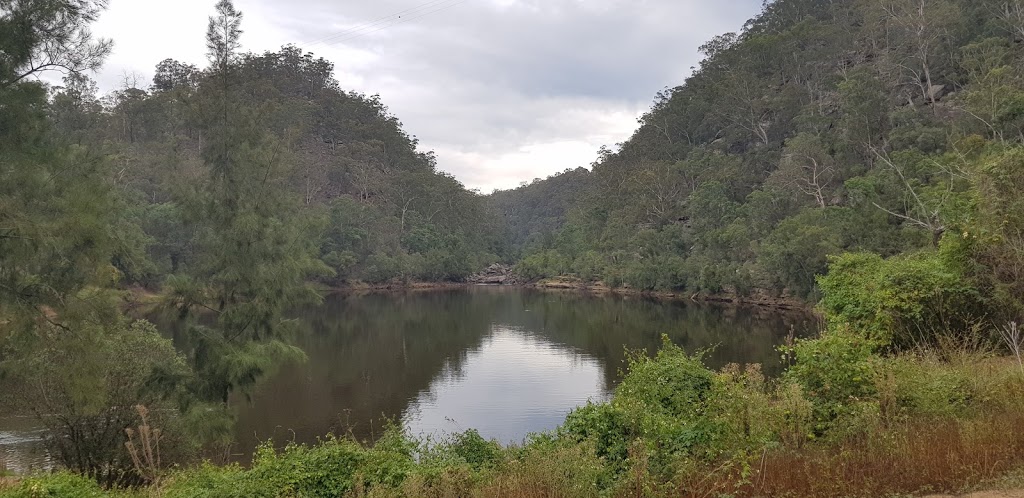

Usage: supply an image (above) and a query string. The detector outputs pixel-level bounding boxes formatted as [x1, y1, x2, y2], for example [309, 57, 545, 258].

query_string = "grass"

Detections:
[732, 412, 1024, 497]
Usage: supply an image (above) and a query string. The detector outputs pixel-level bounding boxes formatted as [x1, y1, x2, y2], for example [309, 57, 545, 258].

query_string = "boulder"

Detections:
[928, 84, 948, 102]
[469, 263, 520, 285]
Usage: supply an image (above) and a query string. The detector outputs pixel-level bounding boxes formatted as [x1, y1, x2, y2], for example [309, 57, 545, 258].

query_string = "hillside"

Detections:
[494, 0, 1024, 307]
[55, 46, 505, 288]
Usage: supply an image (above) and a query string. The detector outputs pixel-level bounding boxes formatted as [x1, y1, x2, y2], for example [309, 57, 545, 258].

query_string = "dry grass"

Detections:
[670, 411, 1024, 498]
[0, 477, 20, 495]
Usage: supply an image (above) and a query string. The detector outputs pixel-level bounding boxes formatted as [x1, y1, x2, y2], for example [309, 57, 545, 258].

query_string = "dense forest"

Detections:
[0, 0, 506, 486]
[27, 25, 505, 293]
[495, 0, 1024, 314]
[5, 0, 1024, 496]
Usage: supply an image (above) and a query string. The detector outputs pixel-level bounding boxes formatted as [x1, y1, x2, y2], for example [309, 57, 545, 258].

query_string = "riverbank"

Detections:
[324, 276, 814, 312]
[123, 281, 815, 316]
[3, 350, 1024, 498]
[528, 276, 813, 311]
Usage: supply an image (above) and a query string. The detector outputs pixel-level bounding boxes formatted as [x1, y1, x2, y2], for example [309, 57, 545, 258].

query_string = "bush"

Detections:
[784, 331, 879, 433]
[623, 260, 661, 291]
[560, 402, 631, 468]
[879, 356, 974, 418]
[362, 252, 402, 284]
[572, 250, 606, 282]
[515, 250, 569, 281]
[561, 337, 727, 479]
[615, 339, 715, 423]
[817, 248, 987, 349]
[4, 319, 192, 487]
[486, 438, 608, 498]
[0, 473, 106, 498]
[160, 432, 414, 498]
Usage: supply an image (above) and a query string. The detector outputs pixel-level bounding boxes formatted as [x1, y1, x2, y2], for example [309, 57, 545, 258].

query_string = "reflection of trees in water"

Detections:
[163, 288, 815, 458]
[228, 291, 496, 456]
[495, 289, 818, 384]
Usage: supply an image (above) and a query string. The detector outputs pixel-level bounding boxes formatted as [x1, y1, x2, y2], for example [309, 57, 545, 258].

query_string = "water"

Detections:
[0, 416, 51, 475]
[0, 286, 816, 467]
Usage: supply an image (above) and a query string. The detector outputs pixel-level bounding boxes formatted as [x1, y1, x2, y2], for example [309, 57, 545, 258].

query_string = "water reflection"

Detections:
[406, 326, 606, 444]
[230, 287, 815, 457]
[0, 287, 817, 467]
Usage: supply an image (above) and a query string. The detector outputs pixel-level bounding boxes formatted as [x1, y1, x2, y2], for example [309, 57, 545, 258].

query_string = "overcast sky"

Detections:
[89, 0, 763, 193]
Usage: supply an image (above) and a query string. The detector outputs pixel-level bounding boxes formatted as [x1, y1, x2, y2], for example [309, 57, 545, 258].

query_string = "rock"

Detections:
[928, 84, 948, 102]
[469, 263, 520, 285]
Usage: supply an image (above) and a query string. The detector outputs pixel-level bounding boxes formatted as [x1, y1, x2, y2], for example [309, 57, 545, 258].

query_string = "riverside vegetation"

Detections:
[4, 0, 1024, 496]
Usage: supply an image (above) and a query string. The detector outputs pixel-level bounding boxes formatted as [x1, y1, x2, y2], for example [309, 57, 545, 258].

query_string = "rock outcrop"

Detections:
[469, 264, 520, 285]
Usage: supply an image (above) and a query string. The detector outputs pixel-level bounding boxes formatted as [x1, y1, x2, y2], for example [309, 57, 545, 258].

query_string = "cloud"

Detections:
[90, 0, 763, 192]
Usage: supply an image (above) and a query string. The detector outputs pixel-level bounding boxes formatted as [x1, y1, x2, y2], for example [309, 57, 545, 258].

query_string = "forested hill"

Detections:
[496, 0, 1024, 304]
[487, 166, 592, 256]
[56, 46, 505, 287]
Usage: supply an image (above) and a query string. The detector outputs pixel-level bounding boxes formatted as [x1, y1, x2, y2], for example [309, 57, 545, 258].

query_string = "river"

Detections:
[0, 286, 816, 471]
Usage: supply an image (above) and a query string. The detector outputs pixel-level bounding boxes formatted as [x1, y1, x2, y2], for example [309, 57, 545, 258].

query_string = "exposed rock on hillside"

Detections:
[469, 264, 520, 285]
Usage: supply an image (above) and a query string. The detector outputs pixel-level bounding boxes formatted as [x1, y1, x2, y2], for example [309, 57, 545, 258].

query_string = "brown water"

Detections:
[0, 287, 816, 469]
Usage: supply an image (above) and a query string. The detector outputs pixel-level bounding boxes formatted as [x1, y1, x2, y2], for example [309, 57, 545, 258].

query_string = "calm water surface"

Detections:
[0, 287, 816, 469]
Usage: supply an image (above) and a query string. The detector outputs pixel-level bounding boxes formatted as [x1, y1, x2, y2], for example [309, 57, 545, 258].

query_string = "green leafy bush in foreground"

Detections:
[1, 473, 108, 498]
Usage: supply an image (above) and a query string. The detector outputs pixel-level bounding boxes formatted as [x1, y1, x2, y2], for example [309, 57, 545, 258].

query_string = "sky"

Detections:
[88, 0, 764, 193]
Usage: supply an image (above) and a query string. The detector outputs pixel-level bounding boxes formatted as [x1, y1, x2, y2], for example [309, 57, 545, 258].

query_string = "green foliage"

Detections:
[759, 208, 846, 299]
[515, 250, 570, 281]
[879, 356, 975, 418]
[971, 147, 1024, 321]
[4, 319, 192, 486]
[560, 402, 631, 469]
[441, 430, 502, 471]
[561, 338, 728, 478]
[615, 338, 715, 422]
[817, 248, 987, 348]
[0, 472, 107, 498]
[784, 331, 878, 432]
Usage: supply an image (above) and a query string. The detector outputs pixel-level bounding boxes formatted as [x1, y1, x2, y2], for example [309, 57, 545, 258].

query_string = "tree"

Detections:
[0, 0, 112, 89]
[0, 0, 117, 340]
[759, 208, 846, 298]
[205, 0, 242, 75]
[152, 58, 199, 92]
[971, 147, 1024, 322]
[0, 0, 198, 485]
[867, 0, 960, 106]
[769, 133, 838, 208]
[167, 0, 329, 407]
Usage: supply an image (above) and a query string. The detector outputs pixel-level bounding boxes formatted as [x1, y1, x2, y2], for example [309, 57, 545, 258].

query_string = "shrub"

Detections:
[614, 339, 715, 423]
[818, 248, 987, 349]
[879, 356, 974, 418]
[572, 250, 606, 282]
[481, 437, 607, 498]
[362, 252, 402, 284]
[4, 319, 192, 487]
[712, 363, 777, 451]
[560, 402, 631, 468]
[784, 331, 879, 433]
[559, 338, 727, 479]
[623, 260, 660, 291]
[444, 430, 502, 471]
[515, 250, 569, 281]
[0, 473, 106, 498]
